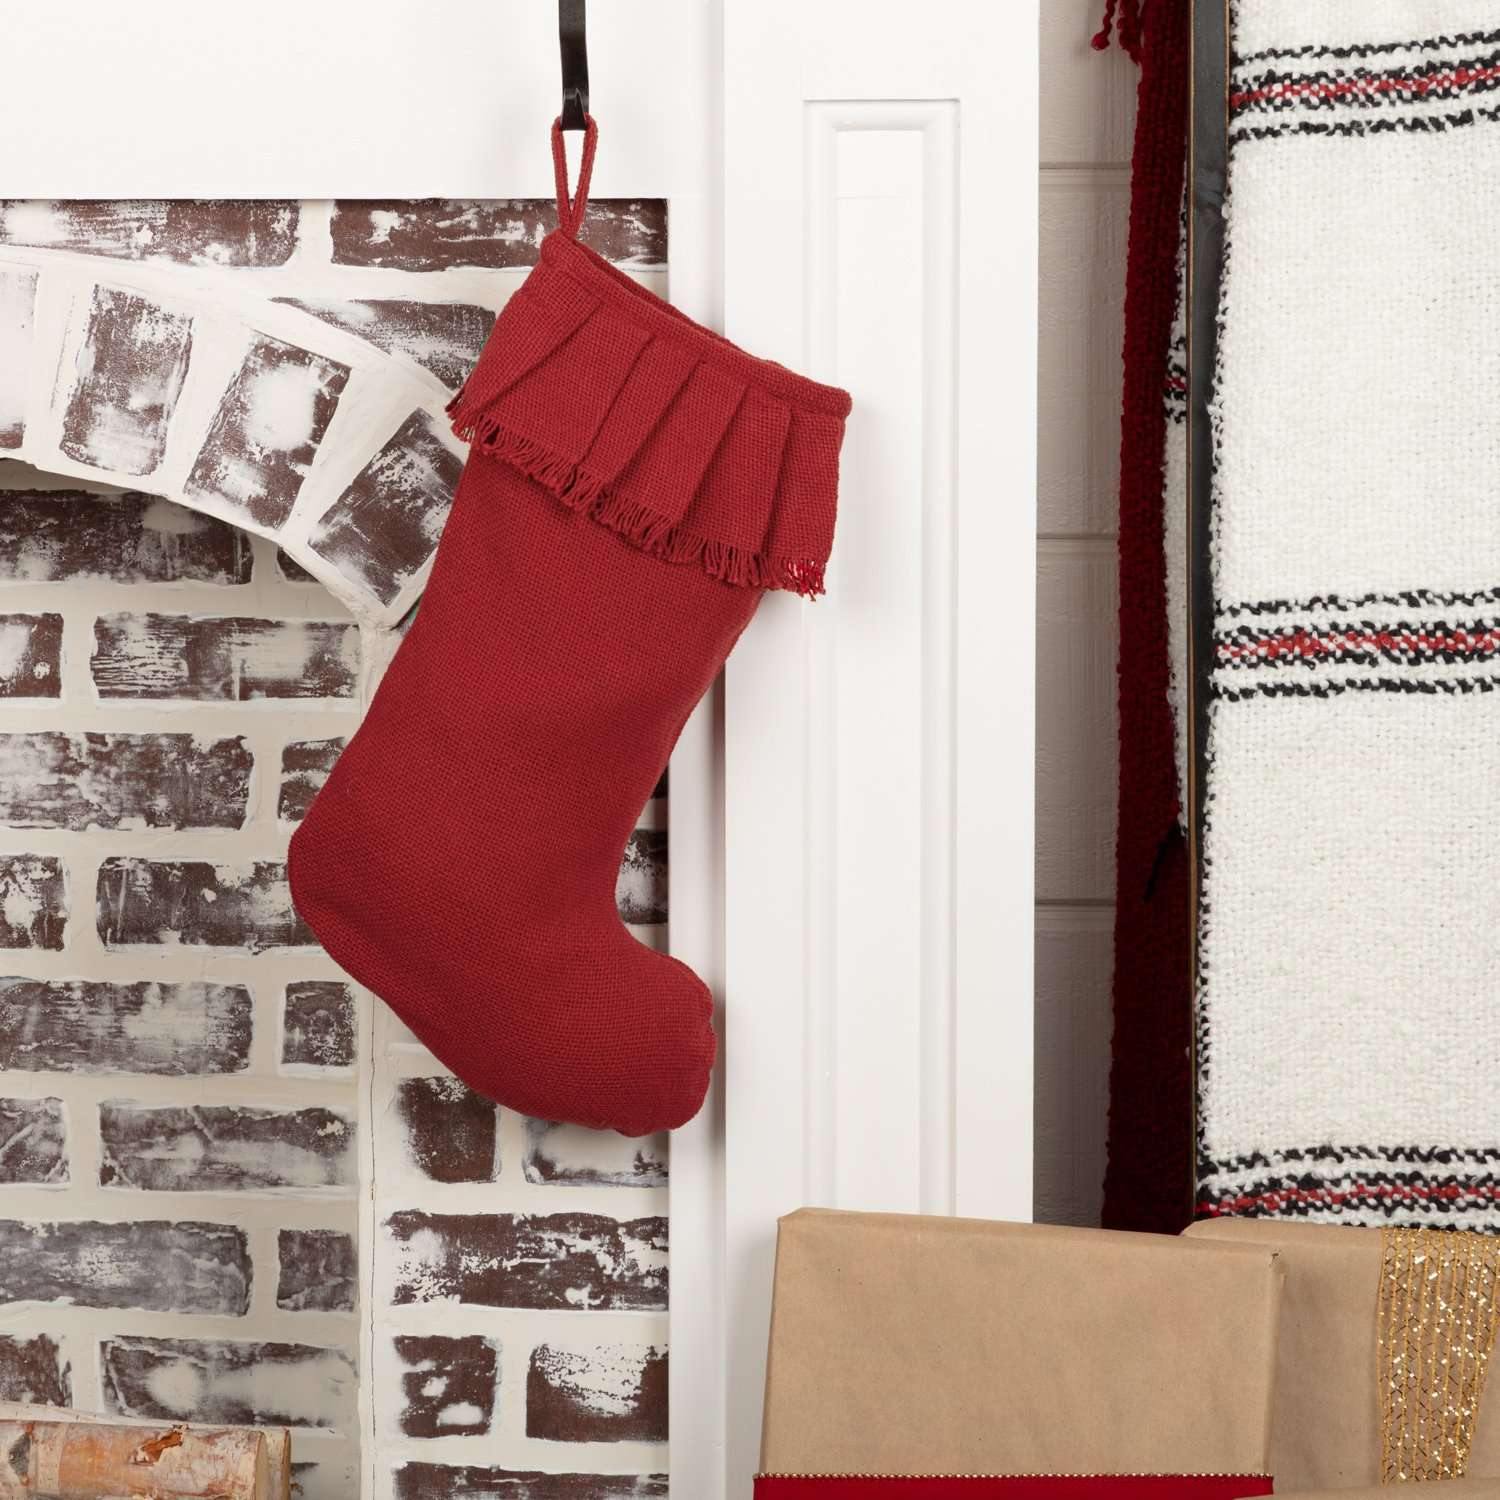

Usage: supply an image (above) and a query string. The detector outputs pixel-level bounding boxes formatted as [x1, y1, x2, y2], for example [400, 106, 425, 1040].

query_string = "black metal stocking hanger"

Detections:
[558, 0, 590, 130]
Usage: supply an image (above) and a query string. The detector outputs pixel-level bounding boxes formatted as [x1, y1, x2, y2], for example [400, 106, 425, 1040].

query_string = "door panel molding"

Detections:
[716, 4, 1039, 1495]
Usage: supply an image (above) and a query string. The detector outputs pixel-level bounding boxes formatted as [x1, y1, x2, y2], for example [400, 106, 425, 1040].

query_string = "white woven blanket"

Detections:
[1197, 0, 1500, 1225]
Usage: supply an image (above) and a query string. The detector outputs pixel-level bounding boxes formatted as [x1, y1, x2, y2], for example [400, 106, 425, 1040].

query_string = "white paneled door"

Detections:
[671, 3, 1038, 1497]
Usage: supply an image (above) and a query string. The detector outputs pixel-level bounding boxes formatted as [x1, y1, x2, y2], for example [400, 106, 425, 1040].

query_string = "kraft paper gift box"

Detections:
[756, 1208, 1285, 1498]
[1186, 1220, 1500, 1492]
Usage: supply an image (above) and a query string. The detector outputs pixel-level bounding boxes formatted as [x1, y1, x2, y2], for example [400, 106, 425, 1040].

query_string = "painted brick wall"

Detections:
[0, 460, 365, 1495]
[0, 196, 670, 1499]
[0, 197, 668, 632]
[373, 1028, 669, 1494]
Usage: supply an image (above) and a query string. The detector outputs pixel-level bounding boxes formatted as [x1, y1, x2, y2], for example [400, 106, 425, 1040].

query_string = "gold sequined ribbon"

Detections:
[1378, 1225, 1500, 1482]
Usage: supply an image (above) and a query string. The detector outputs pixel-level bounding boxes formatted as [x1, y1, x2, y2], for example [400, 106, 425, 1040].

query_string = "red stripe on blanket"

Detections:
[1201, 1181, 1500, 1215]
[1232, 63, 1500, 110]
[1217, 626, 1500, 662]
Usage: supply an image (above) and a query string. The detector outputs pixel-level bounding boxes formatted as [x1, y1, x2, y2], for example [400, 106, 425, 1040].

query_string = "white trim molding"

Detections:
[713, 3, 1040, 1496]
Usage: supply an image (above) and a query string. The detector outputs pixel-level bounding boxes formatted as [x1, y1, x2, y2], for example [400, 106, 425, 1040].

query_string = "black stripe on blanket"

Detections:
[1214, 675, 1500, 702]
[1198, 1149, 1500, 1221]
[1216, 618, 1500, 671]
[1236, 28, 1500, 69]
[1210, 1143, 1500, 1172]
[1229, 29, 1500, 142]
[1219, 585, 1500, 621]
[1233, 102, 1500, 143]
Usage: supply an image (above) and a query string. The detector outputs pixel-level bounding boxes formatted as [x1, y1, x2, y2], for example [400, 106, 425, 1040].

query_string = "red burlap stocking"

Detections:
[290, 121, 850, 1135]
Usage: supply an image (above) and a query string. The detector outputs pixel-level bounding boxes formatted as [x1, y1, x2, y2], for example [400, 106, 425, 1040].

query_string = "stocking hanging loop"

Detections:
[551, 115, 598, 239]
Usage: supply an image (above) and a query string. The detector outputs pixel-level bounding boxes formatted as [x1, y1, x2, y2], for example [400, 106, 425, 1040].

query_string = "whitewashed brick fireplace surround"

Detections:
[0, 197, 673, 1500]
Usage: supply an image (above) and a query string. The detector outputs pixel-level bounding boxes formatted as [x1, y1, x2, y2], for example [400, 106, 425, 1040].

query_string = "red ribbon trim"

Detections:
[755, 1478, 1273, 1500]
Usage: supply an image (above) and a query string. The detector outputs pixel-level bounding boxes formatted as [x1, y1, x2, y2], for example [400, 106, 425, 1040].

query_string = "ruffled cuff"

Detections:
[449, 230, 851, 597]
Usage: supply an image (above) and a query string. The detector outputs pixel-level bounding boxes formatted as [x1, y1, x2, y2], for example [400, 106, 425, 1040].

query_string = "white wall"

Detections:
[1034, 2, 1135, 1227]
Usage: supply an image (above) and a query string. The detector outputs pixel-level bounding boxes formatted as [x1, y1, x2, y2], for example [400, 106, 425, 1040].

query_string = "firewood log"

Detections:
[263, 1428, 291, 1499]
[0, 1417, 270, 1499]
[0, 1404, 291, 1499]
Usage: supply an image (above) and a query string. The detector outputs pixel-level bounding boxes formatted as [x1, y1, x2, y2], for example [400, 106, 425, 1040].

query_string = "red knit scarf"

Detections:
[1099, 0, 1194, 1234]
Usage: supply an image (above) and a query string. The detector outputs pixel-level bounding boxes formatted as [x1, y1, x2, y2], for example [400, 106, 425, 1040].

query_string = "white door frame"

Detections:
[0, 6, 1038, 1496]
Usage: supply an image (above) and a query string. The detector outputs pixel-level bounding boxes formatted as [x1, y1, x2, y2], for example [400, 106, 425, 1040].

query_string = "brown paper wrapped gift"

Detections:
[1186, 1220, 1500, 1491]
[761, 1208, 1284, 1478]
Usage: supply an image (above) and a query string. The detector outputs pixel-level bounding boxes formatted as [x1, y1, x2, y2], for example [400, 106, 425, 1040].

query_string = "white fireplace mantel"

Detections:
[0, 5, 1038, 1497]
